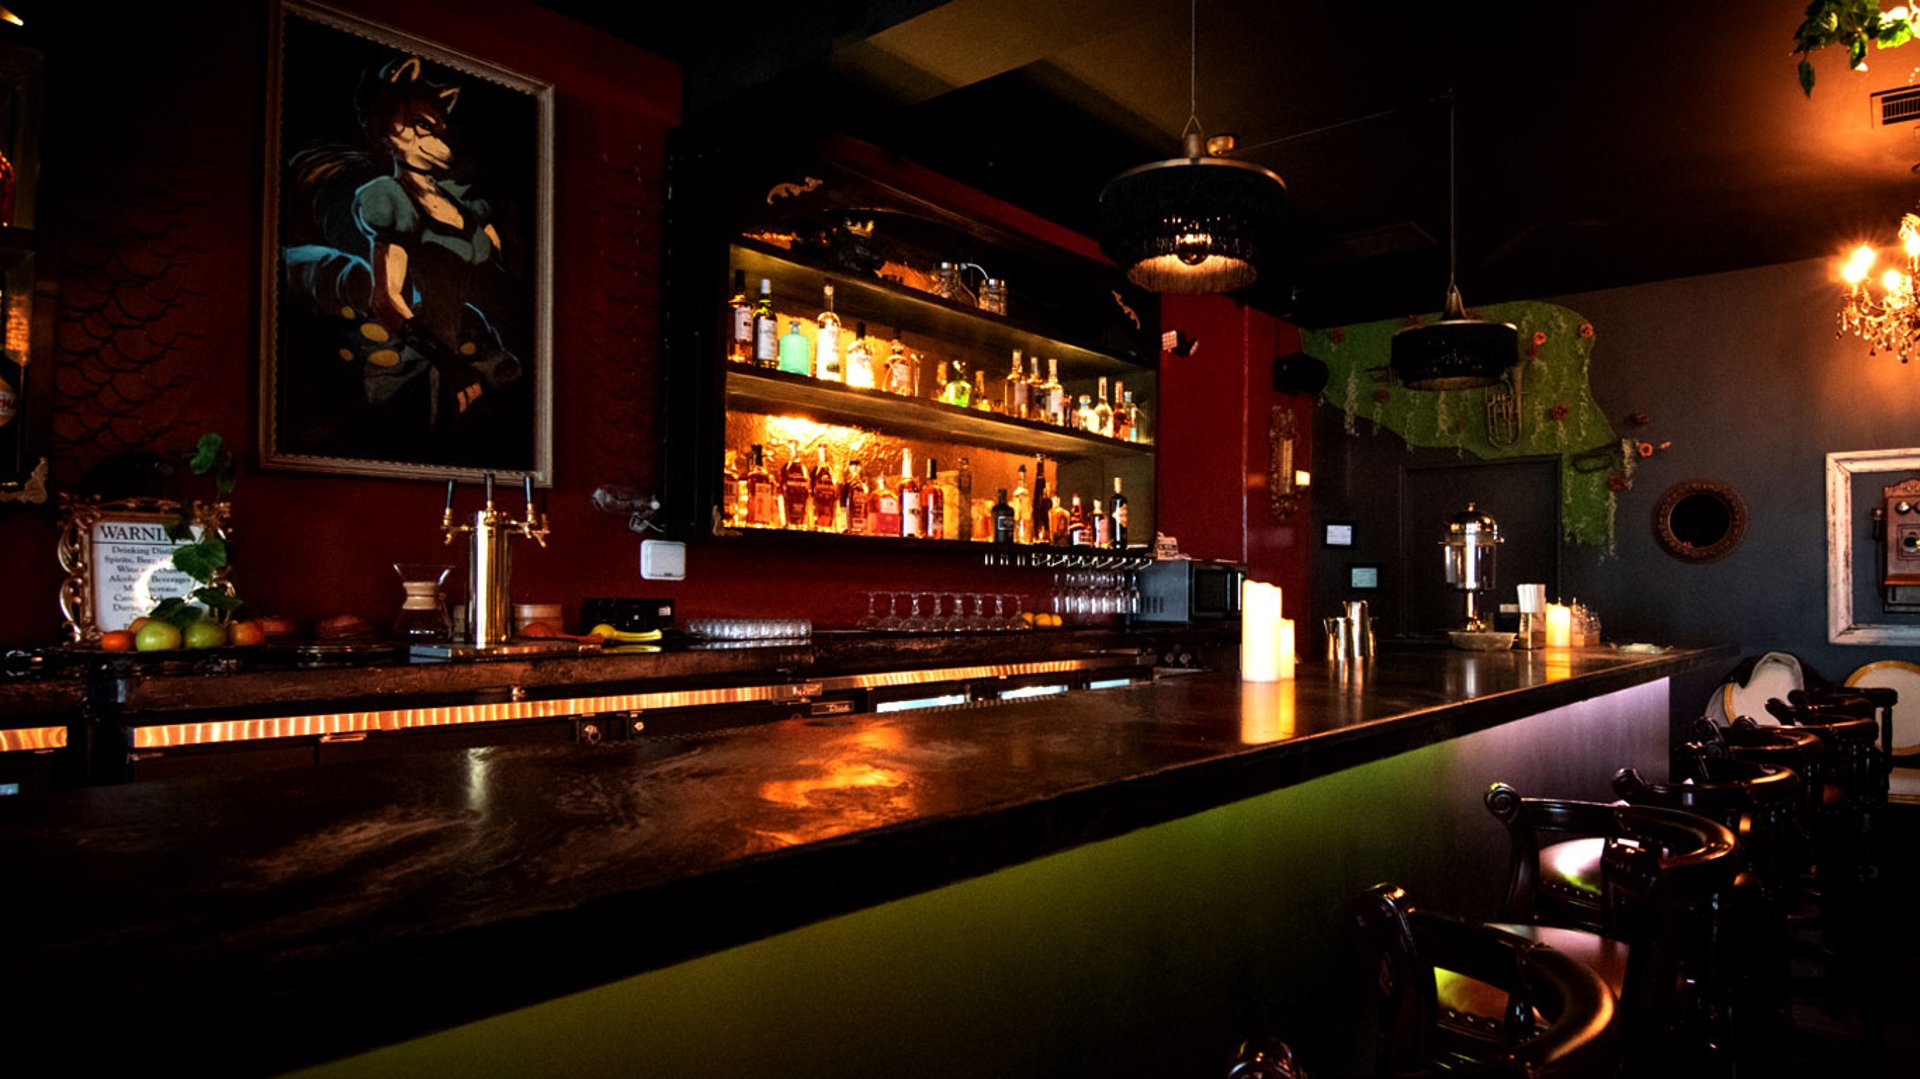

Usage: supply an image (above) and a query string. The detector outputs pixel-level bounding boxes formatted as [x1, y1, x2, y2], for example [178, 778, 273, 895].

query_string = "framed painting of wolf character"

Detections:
[261, 1, 554, 484]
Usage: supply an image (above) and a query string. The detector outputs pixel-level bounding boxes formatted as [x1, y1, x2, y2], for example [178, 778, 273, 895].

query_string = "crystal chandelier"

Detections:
[1838, 212, 1920, 363]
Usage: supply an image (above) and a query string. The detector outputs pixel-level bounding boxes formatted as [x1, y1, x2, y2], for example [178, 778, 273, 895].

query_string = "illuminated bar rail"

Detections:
[128, 656, 1147, 749]
[0, 725, 68, 752]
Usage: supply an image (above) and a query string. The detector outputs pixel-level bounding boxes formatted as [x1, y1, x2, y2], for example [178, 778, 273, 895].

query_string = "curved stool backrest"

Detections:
[1356, 883, 1617, 1079]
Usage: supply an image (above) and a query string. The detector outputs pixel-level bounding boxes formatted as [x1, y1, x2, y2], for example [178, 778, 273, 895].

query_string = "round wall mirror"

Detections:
[1652, 480, 1747, 563]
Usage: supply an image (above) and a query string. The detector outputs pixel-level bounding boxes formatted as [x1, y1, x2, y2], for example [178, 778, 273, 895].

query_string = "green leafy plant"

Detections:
[1794, 1, 1917, 95]
[150, 432, 242, 629]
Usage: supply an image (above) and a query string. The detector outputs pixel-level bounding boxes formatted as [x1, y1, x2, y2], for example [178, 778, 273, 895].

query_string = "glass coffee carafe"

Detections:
[393, 563, 453, 642]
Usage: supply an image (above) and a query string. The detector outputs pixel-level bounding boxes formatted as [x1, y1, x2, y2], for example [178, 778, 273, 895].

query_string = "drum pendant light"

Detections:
[1098, 1, 1287, 295]
[1390, 96, 1517, 390]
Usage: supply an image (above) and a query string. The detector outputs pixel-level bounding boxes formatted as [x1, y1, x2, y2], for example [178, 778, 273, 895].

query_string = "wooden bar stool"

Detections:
[1355, 882, 1618, 1079]
[1483, 783, 1742, 1074]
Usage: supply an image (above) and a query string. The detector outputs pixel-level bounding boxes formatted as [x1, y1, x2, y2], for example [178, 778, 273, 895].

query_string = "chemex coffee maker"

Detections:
[1441, 502, 1502, 631]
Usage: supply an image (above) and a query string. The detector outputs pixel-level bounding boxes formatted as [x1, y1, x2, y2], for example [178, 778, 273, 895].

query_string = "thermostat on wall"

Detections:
[640, 539, 686, 580]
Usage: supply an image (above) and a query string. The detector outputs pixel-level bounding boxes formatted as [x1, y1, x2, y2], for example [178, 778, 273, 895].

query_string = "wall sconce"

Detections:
[1270, 405, 1302, 521]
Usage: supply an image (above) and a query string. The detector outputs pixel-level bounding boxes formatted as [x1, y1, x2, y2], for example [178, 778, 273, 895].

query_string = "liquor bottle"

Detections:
[777, 321, 811, 376]
[1027, 356, 1047, 420]
[727, 269, 753, 363]
[752, 278, 778, 367]
[815, 282, 843, 382]
[1092, 499, 1110, 548]
[955, 457, 974, 542]
[1093, 376, 1114, 437]
[781, 442, 811, 528]
[721, 449, 741, 526]
[1067, 495, 1090, 546]
[1074, 393, 1096, 432]
[1110, 476, 1129, 549]
[1125, 390, 1147, 443]
[1111, 380, 1132, 442]
[1011, 464, 1031, 544]
[1031, 455, 1052, 545]
[942, 361, 972, 408]
[1049, 495, 1069, 546]
[991, 488, 1015, 544]
[871, 471, 900, 536]
[922, 457, 945, 540]
[745, 443, 777, 527]
[973, 369, 991, 411]
[937, 463, 961, 539]
[899, 448, 924, 538]
[811, 446, 838, 531]
[845, 320, 875, 389]
[1044, 358, 1066, 425]
[1003, 349, 1028, 418]
[884, 335, 913, 396]
[844, 461, 869, 535]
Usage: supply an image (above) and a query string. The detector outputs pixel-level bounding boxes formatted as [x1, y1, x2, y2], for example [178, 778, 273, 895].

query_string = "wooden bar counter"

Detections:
[0, 641, 1730, 1077]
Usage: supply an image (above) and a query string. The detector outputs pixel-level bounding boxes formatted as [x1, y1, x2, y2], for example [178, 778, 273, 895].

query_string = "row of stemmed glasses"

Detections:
[1049, 571, 1140, 623]
[861, 591, 1029, 632]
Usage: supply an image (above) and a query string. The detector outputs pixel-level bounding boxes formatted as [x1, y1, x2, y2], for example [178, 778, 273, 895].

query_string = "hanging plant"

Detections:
[1793, 1, 1917, 95]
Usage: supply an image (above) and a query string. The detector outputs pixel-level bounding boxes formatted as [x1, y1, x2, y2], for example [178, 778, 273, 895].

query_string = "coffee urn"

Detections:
[1441, 502, 1502, 631]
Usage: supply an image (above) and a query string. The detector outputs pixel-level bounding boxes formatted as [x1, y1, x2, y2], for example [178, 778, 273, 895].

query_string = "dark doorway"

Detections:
[1398, 457, 1562, 638]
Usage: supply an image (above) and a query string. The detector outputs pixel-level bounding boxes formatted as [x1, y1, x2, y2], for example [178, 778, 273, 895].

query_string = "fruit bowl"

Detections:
[1448, 630, 1515, 651]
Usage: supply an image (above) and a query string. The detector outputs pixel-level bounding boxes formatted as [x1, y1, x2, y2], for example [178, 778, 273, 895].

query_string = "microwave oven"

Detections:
[1135, 560, 1246, 622]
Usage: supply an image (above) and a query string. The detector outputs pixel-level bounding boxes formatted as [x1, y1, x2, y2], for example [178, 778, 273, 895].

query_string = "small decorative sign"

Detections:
[58, 496, 230, 641]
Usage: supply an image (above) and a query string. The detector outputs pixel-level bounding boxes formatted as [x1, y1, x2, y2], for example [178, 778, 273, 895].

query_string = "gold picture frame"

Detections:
[57, 496, 231, 642]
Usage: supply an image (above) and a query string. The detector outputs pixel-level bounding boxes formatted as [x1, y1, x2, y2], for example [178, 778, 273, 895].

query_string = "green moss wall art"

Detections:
[1303, 301, 1642, 555]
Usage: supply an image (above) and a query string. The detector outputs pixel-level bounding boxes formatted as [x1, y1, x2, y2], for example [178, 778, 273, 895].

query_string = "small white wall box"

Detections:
[640, 539, 686, 580]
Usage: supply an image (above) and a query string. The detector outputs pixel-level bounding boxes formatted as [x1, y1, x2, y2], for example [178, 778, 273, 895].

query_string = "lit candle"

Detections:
[1278, 618, 1296, 679]
[1241, 580, 1283, 682]
[1545, 603, 1572, 648]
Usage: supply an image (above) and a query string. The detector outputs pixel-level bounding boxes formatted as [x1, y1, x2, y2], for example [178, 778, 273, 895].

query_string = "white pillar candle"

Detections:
[1545, 603, 1572, 648]
[1241, 580, 1284, 682]
[1278, 618, 1296, 680]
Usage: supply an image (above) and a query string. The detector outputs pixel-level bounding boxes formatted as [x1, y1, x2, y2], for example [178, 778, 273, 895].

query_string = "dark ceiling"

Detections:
[547, 0, 1920, 326]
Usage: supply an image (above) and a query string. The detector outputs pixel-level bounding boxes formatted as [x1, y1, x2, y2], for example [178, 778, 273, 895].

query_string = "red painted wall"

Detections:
[1158, 296, 1312, 627]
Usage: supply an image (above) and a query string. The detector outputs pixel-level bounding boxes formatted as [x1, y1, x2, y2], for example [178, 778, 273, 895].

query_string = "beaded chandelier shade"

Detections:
[1837, 211, 1920, 364]
[1100, 136, 1288, 294]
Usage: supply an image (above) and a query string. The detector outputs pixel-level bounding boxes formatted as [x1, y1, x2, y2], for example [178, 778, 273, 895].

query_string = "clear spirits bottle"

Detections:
[1110, 476, 1129, 549]
[727, 270, 752, 364]
[814, 282, 843, 382]
[1044, 358, 1066, 425]
[1093, 376, 1114, 437]
[899, 447, 924, 538]
[811, 446, 838, 531]
[1011, 464, 1031, 544]
[751, 278, 777, 367]
[1003, 349, 1028, 418]
[1125, 390, 1146, 443]
[1074, 393, 1096, 432]
[845, 320, 875, 389]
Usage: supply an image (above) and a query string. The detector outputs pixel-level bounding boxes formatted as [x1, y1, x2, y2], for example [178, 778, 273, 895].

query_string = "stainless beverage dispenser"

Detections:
[1441, 502, 1502, 631]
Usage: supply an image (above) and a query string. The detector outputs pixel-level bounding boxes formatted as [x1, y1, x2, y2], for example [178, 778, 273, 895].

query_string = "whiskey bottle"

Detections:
[955, 457, 974, 541]
[721, 449, 741, 526]
[1110, 476, 1129, 549]
[883, 335, 913, 396]
[1111, 380, 1132, 442]
[1044, 358, 1066, 425]
[1093, 377, 1114, 437]
[815, 282, 843, 382]
[781, 442, 811, 528]
[727, 270, 753, 363]
[1011, 464, 1031, 544]
[1003, 349, 1028, 418]
[1027, 356, 1047, 420]
[1092, 499, 1110, 548]
[844, 461, 870, 535]
[973, 369, 991, 411]
[845, 320, 875, 389]
[937, 462, 961, 539]
[991, 488, 1015, 544]
[1049, 496, 1069, 545]
[1031, 455, 1052, 544]
[751, 278, 777, 367]
[811, 446, 838, 531]
[922, 457, 945, 540]
[871, 470, 901, 537]
[899, 447, 924, 538]
[745, 443, 777, 527]
[1067, 495, 1090, 546]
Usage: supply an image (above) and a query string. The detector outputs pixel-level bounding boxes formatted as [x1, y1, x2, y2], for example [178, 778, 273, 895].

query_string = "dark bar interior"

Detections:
[2, 2, 1918, 1076]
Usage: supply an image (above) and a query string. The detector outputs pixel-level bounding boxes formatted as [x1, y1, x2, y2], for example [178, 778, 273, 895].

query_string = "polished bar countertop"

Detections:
[0, 644, 1728, 1073]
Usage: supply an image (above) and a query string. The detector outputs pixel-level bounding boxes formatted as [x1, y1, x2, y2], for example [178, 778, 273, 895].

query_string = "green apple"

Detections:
[183, 620, 227, 650]
[133, 621, 182, 652]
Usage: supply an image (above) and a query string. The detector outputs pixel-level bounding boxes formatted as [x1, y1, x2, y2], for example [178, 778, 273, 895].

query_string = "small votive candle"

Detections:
[1241, 580, 1284, 682]
[1545, 603, 1572, 648]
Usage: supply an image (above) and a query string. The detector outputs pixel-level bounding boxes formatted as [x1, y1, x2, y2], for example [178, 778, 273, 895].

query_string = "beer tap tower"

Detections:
[443, 473, 549, 647]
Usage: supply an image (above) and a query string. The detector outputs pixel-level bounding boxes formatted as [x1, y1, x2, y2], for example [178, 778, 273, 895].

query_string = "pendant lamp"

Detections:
[1098, 1, 1287, 295]
[1389, 96, 1516, 390]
